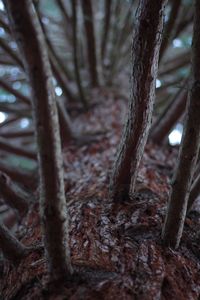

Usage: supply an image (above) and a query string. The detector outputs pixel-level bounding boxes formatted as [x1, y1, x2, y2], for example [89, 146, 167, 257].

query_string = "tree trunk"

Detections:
[101, 0, 112, 63]
[162, 0, 200, 248]
[4, 0, 73, 282]
[71, 0, 88, 110]
[81, 0, 99, 87]
[110, 0, 166, 201]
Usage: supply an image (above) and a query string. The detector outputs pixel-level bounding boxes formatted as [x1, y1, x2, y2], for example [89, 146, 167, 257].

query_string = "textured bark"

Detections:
[101, 0, 112, 62]
[110, 0, 166, 201]
[0, 222, 28, 263]
[151, 87, 188, 144]
[0, 172, 30, 216]
[162, 1, 200, 248]
[81, 0, 99, 87]
[71, 0, 88, 110]
[4, 0, 73, 282]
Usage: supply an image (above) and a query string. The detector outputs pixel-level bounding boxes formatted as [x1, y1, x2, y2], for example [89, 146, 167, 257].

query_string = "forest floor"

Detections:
[1, 89, 200, 299]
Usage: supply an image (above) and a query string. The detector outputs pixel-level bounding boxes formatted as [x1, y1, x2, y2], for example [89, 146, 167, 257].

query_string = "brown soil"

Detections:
[1, 91, 200, 299]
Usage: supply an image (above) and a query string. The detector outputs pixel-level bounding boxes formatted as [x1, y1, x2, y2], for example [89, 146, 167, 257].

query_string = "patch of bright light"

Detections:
[156, 79, 162, 88]
[42, 17, 49, 25]
[173, 38, 183, 48]
[0, 27, 5, 36]
[55, 86, 63, 96]
[12, 81, 22, 90]
[0, 68, 5, 76]
[0, 1, 4, 11]
[168, 123, 183, 146]
[9, 41, 17, 50]
[186, 36, 192, 46]
[11, 67, 20, 77]
[20, 118, 30, 129]
[0, 112, 6, 123]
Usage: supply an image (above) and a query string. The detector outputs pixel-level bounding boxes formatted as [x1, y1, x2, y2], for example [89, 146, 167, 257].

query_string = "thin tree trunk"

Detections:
[110, 0, 166, 201]
[162, 0, 200, 248]
[81, 0, 99, 87]
[101, 0, 112, 63]
[71, 0, 88, 110]
[4, 0, 73, 282]
[0, 222, 28, 264]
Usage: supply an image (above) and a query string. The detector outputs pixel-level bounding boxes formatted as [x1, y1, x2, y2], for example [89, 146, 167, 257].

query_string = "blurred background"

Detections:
[0, 0, 193, 173]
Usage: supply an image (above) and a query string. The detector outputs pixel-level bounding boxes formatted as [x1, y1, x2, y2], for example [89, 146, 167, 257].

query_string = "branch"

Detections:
[0, 137, 36, 160]
[0, 172, 31, 216]
[0, 222, 29, 264]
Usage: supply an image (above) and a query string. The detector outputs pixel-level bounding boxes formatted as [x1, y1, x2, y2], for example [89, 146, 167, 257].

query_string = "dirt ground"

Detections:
[1, 90, 200, 299]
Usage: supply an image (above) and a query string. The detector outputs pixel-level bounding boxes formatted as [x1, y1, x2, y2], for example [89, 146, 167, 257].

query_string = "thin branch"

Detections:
[0, 78, 30, 105]
[0, 137, 36, 160]
[0, 222, 29, 264]
[0, 36, 23, 68]
[0, 172, 31, 216]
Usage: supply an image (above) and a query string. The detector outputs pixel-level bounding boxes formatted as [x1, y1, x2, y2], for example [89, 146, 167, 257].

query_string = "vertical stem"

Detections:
[162, 0, 200, 248]
[71, 0, 88, 110]
[81, 0, 99, 87]
[110, 0, 166, 201]
[4, 0, 73, 281]
[101, 0, 112, 63]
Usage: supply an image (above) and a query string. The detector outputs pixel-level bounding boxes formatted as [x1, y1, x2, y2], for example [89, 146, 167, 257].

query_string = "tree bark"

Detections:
[110, 0, 166, 201]
[162, 0, 200, 248]
[4, 0, 73, 282]
[81, 0, 99, 87]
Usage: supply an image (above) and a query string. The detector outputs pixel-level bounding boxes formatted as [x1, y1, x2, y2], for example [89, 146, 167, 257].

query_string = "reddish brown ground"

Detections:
[1, 90, 200, 299]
